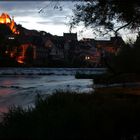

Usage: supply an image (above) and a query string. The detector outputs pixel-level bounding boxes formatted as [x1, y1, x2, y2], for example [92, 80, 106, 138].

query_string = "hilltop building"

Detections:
[0, 13, 19, 34]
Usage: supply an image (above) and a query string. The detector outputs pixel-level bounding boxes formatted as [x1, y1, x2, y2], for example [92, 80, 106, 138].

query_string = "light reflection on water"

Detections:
[0, 89, 16, 96]
[0, 74, 93, 113]
[0, 67, 107, 114]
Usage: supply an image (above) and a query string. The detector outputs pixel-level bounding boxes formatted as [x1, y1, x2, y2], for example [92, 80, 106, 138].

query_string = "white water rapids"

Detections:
[0, 68, 106, 113]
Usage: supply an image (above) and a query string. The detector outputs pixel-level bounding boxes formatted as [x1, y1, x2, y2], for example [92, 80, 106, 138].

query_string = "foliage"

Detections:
[108, 35, 140, 73]
[1, 91, 140, 139]
[72, 0, 140, 36]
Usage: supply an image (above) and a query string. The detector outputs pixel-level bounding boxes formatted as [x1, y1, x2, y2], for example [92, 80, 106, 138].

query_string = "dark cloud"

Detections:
[0, 1, 77, 18]
[0, 1, 80, 27]
[0, 1, 84, 38]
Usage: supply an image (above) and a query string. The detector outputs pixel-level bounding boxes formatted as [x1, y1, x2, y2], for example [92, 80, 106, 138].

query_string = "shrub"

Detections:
[1, 91, 140, 140]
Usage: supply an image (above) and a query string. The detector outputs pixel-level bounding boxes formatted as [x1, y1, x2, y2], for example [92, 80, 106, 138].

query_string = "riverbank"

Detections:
[0, 67, 106, 75]
[95, 87, 140, 95]
[76, 72, 140, 84]
[0, 91, 140, 140]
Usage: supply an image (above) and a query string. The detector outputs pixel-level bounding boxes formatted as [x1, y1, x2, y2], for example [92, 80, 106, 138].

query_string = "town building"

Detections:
[0, 12, 126, 67]
[77, 38, 100, 67]
[63, 33, 77, 42]
[95, 36, 125, 55]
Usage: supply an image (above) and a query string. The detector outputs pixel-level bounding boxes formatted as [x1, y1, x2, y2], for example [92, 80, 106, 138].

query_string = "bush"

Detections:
[1, 91, 140, 140]
[109, 38, 140, 73]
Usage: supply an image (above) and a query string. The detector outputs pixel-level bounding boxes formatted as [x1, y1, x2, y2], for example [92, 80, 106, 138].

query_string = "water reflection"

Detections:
[1, 79, 13, 86]
[0, 74, 93, 113]
[0, 89, 16, 96]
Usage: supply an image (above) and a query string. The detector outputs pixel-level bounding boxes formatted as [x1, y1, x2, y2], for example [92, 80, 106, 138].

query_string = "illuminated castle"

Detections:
[0, 13, 19, 34]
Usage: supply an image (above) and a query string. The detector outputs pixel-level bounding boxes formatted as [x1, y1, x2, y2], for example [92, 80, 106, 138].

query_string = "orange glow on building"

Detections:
[17, 56, 24, 64]
[0, 13, 20, 34]
[16, 44, 35, 64]
[16, 44, 28, 64]
[10, 52, 14, 58]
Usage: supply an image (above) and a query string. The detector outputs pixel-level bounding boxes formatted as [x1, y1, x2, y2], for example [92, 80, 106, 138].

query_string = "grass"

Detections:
[1, 91, 140, 139]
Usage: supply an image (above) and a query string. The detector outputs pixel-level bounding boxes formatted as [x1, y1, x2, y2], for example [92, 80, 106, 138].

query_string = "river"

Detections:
[0, 68, 106, 113]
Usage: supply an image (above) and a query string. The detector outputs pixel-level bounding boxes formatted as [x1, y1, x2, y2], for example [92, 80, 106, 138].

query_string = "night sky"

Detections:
[0, 1, 137, 41]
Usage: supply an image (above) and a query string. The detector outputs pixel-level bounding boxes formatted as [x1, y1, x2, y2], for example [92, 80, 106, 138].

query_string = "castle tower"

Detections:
[0, 13, 11, 24]
[0, 13, 19, 34]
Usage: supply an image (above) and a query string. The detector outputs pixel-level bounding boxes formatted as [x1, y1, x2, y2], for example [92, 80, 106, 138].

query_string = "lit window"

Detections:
[8, 37, 15, 40]
[5, 51, 8, 54]
[85, 56, 90, 60]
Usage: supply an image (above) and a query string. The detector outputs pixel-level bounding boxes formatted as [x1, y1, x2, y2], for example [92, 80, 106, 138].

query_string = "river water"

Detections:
[0, 68, 106, 113]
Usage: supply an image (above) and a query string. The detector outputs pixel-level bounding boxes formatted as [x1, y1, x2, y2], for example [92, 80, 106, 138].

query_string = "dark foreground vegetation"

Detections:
[1, 91, 140, 140]
[75, 72, 140, 84]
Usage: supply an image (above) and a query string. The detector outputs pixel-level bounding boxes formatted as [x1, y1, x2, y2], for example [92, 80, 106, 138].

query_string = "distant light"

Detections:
[5, 51, 8, 54]
[17, 60, 24, 64]
[85, 56, 90, 60]
[10, 53, 14, 57]
[8, 37, 15, 40]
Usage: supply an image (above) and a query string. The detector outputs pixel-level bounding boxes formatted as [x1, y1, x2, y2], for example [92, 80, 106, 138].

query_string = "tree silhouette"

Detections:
[71, 0, 140, 36]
